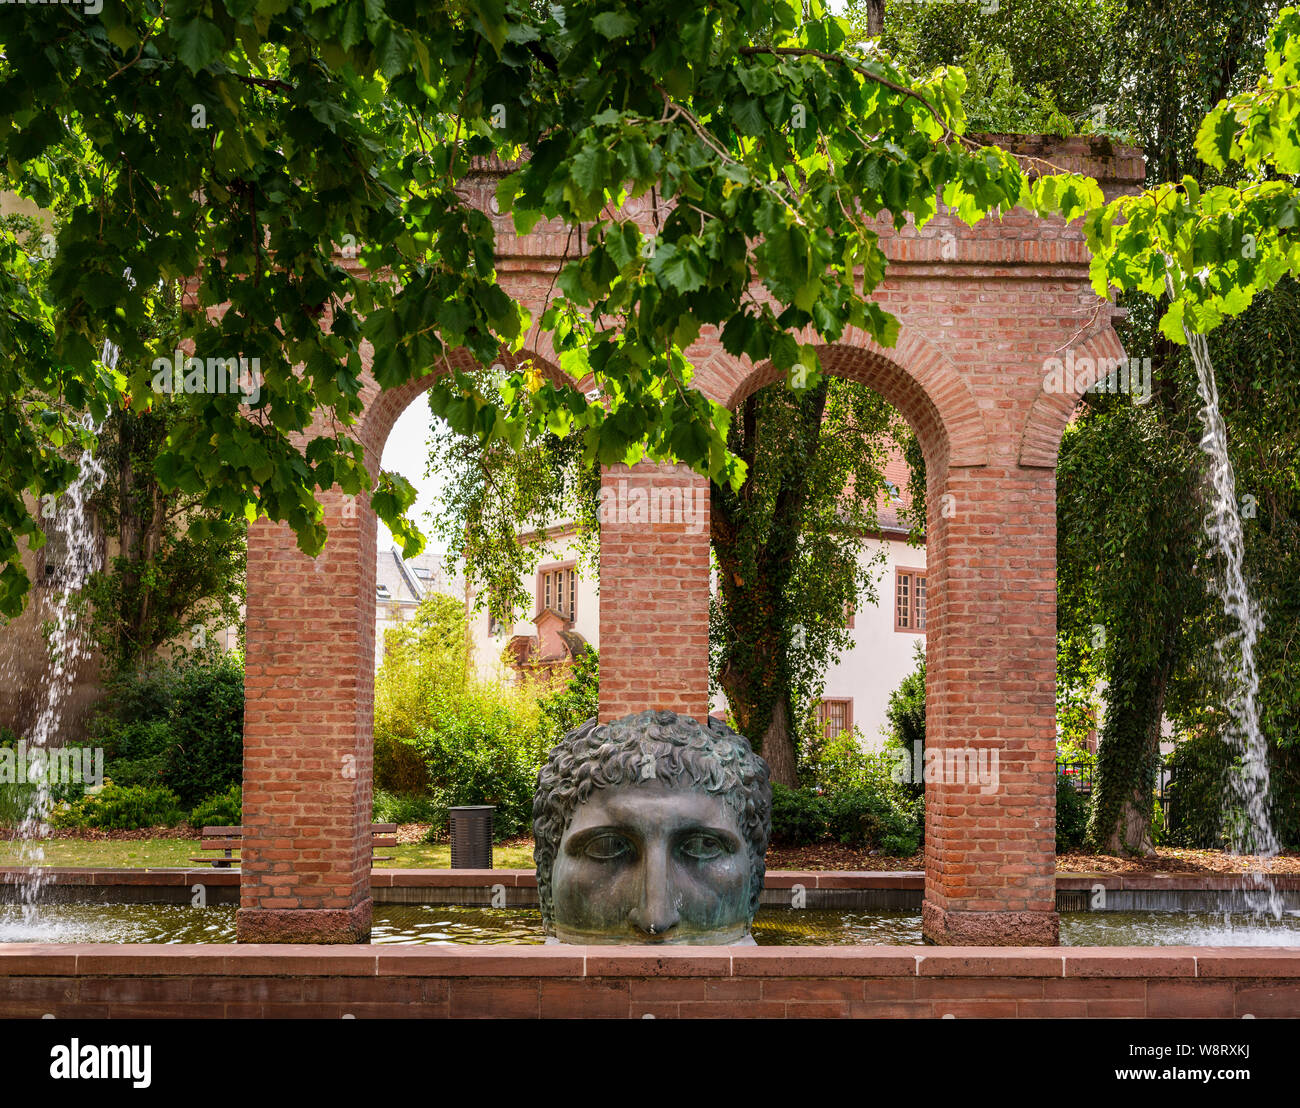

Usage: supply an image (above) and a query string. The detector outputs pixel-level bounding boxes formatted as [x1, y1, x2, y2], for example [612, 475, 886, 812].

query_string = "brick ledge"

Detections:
[1, 943, 1298, 978]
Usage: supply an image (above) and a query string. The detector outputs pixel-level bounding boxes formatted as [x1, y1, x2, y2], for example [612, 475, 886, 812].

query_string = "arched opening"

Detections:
[701, 330, 1063, 945]
[706, 347, 946, 792]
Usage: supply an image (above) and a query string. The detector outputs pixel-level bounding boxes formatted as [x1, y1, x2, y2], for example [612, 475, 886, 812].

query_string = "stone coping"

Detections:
[1, 943, 1297, 979]
[4, 866, 1298, 892]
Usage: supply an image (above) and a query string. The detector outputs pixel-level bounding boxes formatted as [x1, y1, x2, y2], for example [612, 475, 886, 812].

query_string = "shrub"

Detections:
[1273, 747, 1300, 850]
[54, 783, 184, 830]
[1056, 773, 1090, 853]
[881, 650, 926, 815]
[97, 719, 172, 790]
[190, 784, 242, 828]
[813, 730, 878, 794]
[769, 783, 830, 846]
[374, 594, 549, 841]
[161, 657, 244, 803]
[825, 785, 923, 855]
[373, 731, 429, 795]
[0, 732, 94, 825]
[91, 654, 243, 807]
[374, 594, 470, 744]
[0, 783, 39, 827]
[800, 729, 925, 854]
[409, 694, 545, 838]
[884, 643, 926, 753]
[1164, 730, 1231, 848]
[1164, 730, 1300, 851]
[537, 648, 598, 744]
[373, 789, 446, 826]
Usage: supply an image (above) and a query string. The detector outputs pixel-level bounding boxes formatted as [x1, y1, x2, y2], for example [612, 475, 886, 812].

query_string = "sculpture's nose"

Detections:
[628, 846, 680, 940]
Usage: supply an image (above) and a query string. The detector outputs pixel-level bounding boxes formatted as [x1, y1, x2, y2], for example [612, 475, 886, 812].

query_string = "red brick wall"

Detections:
[238, 494, 376, 942]
[2, 946, 1294, 1018]
[598, 461, 711, 722]
[919, 465, 1059, 944]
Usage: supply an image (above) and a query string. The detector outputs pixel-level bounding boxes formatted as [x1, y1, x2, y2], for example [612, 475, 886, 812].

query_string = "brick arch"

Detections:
[357, 345, 578, 476]
[702, 329, 992, 475]
[1017, 325, 1130, 468]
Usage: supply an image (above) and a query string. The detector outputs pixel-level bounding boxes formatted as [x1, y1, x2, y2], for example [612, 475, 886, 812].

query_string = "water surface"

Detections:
[3, 903, 1299, 946]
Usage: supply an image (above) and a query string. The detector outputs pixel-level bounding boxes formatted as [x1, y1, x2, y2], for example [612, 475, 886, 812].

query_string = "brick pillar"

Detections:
[236, 490, 375, 943]
[920, 463, 1060, 945]
[598, 461, 711, 722]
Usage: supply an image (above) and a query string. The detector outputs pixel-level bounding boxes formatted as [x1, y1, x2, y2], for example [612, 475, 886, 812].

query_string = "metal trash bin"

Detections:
[449, 805, 495, 869]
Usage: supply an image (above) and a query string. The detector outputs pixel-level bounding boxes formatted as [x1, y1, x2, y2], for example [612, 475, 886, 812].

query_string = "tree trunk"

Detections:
[1104, 776, 1157, 857]
[716, 657, 799, 788]
[866, 0, 886, 36]
[709, 383, 829, 789]
[757, 699, 798, 787]
[1090, 646, 1173, 857]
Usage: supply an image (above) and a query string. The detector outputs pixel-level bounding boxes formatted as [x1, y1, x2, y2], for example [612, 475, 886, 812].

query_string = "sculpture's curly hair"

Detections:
[532, 710, 772, 933]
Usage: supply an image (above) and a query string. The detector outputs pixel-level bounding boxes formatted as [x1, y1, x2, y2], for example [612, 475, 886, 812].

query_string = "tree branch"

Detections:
[738, 45, 961, 144]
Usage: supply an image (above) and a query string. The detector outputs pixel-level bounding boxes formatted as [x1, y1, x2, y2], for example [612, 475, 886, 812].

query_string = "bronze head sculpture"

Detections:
[533, 710, 772, 945]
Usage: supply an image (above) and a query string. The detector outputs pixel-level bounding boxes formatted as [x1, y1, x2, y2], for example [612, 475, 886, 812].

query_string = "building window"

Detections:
[42, 523, 71, 586]
[895, 568, 926, 632]
[539, 564, 576, 621]
[377, 584, 391, 600]
[818, 699, 853, 741]
[844, 600, 855, 629]
[41, 511, 99, 587]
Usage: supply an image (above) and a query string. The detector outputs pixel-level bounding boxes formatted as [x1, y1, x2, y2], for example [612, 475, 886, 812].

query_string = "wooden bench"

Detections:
[190, 824, 398, 868]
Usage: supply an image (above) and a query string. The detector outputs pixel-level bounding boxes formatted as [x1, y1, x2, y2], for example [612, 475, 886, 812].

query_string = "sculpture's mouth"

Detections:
[628, 920, 749, 945]
[631, 925, 676, 943]
[553, 922, 751, 946]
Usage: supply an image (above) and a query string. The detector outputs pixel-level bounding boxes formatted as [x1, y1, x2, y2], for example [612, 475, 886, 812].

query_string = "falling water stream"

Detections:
[12, 340, 114, 929]
[1184, 325, 1283, 919]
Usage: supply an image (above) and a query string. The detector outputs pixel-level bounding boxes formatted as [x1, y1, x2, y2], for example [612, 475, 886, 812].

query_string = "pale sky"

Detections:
[376, 396, 448, 560]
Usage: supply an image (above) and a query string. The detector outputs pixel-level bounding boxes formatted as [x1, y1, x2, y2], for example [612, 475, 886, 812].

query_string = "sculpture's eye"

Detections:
[583, 833, 633, 861]
[678, 833, 727, 861]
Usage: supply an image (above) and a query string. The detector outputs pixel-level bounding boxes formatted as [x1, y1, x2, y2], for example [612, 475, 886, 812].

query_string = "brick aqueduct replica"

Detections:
[239, 137, 1145, 946]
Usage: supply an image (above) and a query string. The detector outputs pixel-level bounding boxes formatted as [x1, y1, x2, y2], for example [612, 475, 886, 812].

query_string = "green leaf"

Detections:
[468, 0, 508, 54]
[173, 18, 225, 75]
[592, 11, 636, 40]
[1158, 300, 1188, 344]
[732, 96, 767, 137]
[652, 243, 707, 294]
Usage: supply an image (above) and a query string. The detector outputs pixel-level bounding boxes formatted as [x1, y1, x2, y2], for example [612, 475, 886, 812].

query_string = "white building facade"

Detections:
[380, 471, 926, 746]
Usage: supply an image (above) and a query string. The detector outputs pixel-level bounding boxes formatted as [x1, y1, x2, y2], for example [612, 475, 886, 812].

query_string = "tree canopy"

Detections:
[7, 2, 1300, 842]
[1, 0, 1091, 619]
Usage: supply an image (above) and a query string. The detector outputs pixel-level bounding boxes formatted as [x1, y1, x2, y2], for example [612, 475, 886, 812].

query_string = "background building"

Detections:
[410, 448, 927, 747]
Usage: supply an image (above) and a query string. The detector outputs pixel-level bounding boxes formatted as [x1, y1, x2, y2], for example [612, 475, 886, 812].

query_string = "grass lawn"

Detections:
[0, 837, 536, 869]
[10, 836, 1289, 875]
